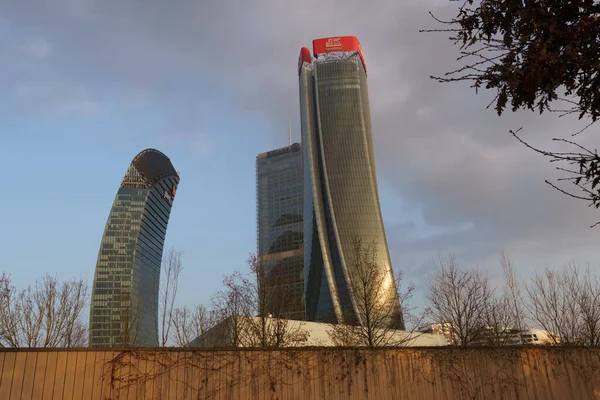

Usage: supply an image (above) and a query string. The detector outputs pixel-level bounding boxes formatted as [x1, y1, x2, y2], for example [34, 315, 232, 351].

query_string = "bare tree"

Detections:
[172, 304, 215, 347]
[500, 252, 525, 332]
[328, 323, 362, 347]
[526, 266, 578, 345]
[427, 254, 493, 347]
[210, 282, 251, 347]
[481, 296, 521, 346]
[0, 274, 23, 347]
[244, 254, 270, 347]
[208, 255, 308, 348]
[526, 263, 600, 346]
[255, 315, 309, 348]
[0, 274, 89, 348]
[243, 254, 307, 348]
[69, 321, 88, 348]
[476, 253, 527, 346]
[328, 239, 408, 347]
[396, 270, 427, 332]
[118, 303, 141, 348]
[159, 247, 183, 347]
[576, 266, 600, 346]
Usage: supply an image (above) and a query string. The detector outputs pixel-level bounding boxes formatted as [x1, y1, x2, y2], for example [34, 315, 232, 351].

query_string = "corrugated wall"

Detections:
[0, 347, 599, 399]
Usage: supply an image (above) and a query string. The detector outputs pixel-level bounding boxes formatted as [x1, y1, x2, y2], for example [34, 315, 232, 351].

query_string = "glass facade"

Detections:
[256, 144, 304, 320]
[300, 50, 404, 329]
[89, 149, 180, 347]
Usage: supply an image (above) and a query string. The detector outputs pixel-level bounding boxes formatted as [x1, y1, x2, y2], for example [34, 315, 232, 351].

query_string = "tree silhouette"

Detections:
[425, 0, 600, 222]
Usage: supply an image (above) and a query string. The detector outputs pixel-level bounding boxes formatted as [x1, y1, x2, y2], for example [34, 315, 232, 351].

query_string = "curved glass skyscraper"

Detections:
[89, 149, 180, 347]
[299, 37, 403, 329]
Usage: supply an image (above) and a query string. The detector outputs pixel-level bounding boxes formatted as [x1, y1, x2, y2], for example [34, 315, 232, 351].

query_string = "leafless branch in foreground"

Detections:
[475, 253, 527, 346]
[210, 282, 250, 348]
[119, 303, 142, 348]
[171, 304, 216, 347]
[328, 238, 408, 348]
[511, 130, 600, 227]
[526, 263, 600, 345]
[397, 270, 427, 332]
[424, 0, 600, 225]
[427, 254, 493, 347]
[207, 255, 308, 348]
[500, 252, 525, 332]
[481, 295, 521, 346]
[0, 273, 89, 348]
[159, 247, 183, 347]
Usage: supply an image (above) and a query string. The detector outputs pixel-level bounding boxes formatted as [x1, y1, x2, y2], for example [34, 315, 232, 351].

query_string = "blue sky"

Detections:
[0, 81, 279, 306]
[2, 0, 600, 310]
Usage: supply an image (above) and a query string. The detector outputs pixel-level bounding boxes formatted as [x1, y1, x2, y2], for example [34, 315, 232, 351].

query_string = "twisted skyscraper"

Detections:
[299, 36, 403, 329]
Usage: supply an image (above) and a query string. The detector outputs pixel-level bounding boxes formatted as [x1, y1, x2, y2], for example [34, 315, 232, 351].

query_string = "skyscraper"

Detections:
[89, 149, 180, 347]
[256, 143, 304, 320]
[298, 36, 403, 328]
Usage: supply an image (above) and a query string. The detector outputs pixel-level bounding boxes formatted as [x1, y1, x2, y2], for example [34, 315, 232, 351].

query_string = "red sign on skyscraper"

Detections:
[312, 36, 367, 73]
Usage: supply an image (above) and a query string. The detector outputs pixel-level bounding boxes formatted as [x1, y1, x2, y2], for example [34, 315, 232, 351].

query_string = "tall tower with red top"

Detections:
[298, 36, 403, 329]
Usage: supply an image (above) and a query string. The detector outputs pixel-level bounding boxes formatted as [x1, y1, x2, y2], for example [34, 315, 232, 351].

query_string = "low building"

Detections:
[520, 329, 560, 345]
[418, 323, 560, 346]
[469, 327, 523, 346]
[190, 316, 448, 348]
[418, 323, 457, 345]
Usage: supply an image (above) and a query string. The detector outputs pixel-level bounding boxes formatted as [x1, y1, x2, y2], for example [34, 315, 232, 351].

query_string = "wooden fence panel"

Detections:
[0, 348, 599, 399]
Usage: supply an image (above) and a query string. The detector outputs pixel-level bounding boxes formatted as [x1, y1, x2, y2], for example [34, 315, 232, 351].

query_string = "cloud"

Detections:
[19, 38, 51, 58]
[12, 82, 102, 116]
[3, 0, 600, 280]
[189, 136, 215, 157]
[166, 131, 216, 157]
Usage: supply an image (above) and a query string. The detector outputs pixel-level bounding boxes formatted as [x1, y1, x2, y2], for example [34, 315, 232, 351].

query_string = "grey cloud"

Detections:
[158, 130, 216, 157]
[3, 0, 435, 127]
[19, 38, 51, 58]
[4, 0, 600, 283]
[11, 81, 102, 116]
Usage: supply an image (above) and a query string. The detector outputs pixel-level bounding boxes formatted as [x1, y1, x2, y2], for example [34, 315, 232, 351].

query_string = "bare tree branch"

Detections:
[328, 238, 408, 347]
[0, 274, 89, 348]
[500, 251, 525, 333]
[510, 130, 600, 227]
[159, 248, 183, 347]
[427, 254, 493, 347]
[424, 1, 600, 222]
[425, 0, 600, 120]
[207, 255, 308, 348]
[172, 304, 215, 347]
[481, 295, 521, 346]
[526, 263, 600, 345]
